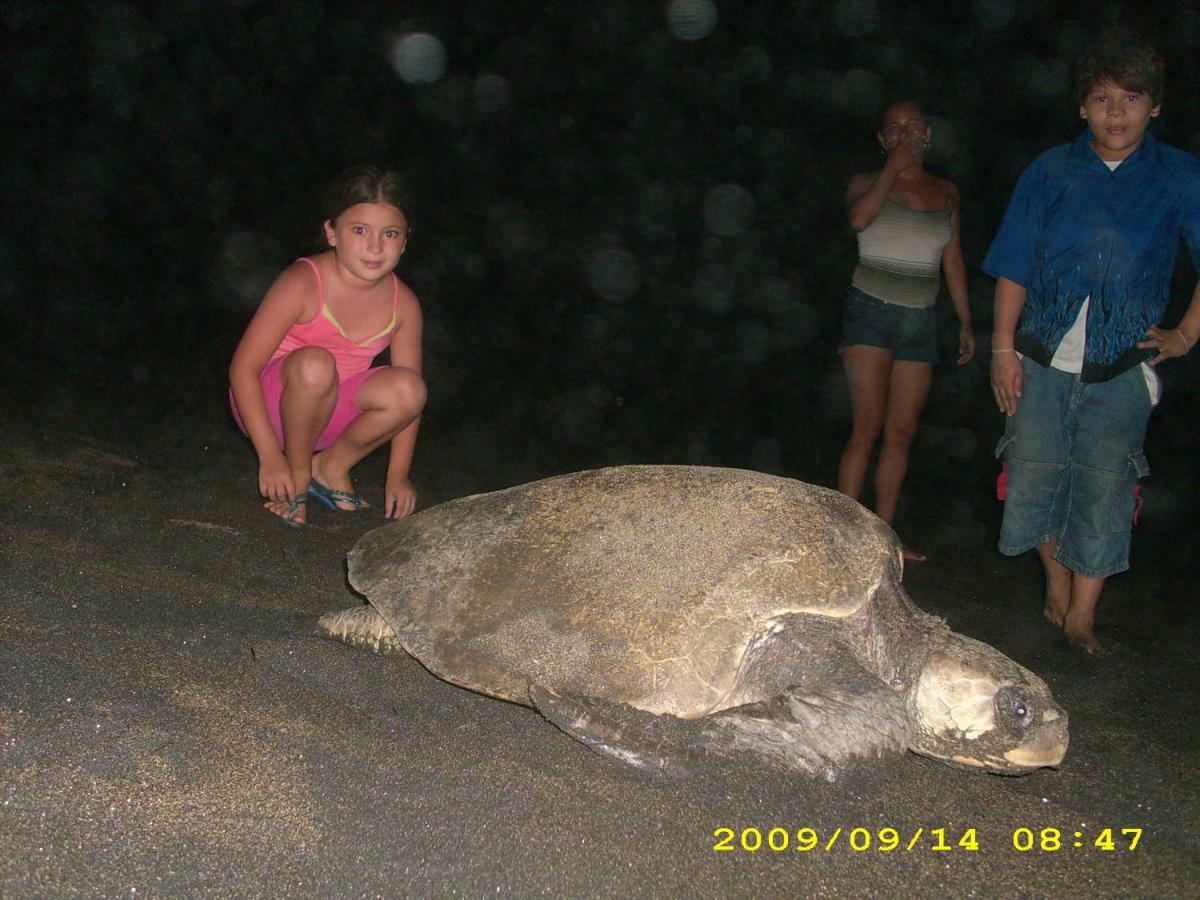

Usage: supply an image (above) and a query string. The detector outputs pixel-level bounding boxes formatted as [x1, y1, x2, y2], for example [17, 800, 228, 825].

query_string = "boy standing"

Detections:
[983, 29, 1200, 654]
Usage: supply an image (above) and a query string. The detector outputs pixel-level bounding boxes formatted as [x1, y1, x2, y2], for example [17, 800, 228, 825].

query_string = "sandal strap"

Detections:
[309, 479, 366, 510]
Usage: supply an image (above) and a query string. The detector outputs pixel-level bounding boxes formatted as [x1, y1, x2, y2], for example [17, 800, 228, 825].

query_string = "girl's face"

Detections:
[324, 201, 409, 282]
[878, 103, 930, 154]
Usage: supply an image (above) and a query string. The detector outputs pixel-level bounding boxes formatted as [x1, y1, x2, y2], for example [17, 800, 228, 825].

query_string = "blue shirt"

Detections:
[983, 131, 1200, 381]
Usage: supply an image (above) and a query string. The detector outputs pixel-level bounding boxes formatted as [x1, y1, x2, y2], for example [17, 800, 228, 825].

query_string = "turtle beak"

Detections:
[1003, 710, 1069, 768]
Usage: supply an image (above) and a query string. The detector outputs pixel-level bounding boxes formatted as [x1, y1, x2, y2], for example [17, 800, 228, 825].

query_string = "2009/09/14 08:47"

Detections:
[711, 826, 1143, 853]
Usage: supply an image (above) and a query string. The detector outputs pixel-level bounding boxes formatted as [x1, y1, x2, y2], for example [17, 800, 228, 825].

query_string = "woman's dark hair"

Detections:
[321, 165, 413, 229]
[1075, 29, 1165, 106]
[879, 97, 925, 121]
[878, 98, 931, 127]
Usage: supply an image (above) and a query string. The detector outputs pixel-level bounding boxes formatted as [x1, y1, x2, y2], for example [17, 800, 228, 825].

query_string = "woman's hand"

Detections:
[384, 474, 417, 520]
[990, 351, 1023, 416]
[883, 139, 922, 175]
[956, 325, 976, 365]
[258, 452, 296, 503]
[1138, 325, 1192, 365]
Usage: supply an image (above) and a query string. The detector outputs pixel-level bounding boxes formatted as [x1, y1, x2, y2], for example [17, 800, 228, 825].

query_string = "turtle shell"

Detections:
[348, 466, 902, 718]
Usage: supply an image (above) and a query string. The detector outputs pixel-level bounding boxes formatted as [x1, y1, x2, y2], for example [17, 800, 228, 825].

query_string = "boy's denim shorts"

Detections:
[840, 286, 939, 363]
[994, 357, 1153, 578]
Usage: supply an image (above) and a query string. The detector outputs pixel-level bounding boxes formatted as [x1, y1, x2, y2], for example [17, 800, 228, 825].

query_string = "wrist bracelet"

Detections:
[992, 347, 1016, 353]
[1176, 328, 1192, 354]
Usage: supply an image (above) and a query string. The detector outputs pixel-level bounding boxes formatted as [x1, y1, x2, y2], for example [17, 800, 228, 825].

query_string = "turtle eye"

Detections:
[996, 686, 1035, 729]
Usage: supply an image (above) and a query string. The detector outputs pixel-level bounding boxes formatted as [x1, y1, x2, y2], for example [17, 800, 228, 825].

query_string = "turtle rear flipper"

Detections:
[318, 604, 405, 654]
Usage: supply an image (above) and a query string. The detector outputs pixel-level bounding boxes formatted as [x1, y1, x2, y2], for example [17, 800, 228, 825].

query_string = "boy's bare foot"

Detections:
[1062, 606, 1106, 655]
[1064, 627, 1107, 656]
[1042, 599, 1068, 627]
[264, 494, 307, 527]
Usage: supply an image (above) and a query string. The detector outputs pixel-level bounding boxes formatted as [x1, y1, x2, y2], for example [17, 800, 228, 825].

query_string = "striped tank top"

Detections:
[851, 195, 951, 309]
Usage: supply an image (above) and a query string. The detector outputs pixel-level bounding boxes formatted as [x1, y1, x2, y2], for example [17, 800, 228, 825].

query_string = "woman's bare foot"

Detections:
[310, 452, 369, 511]
[264, 494, 307, 527]
[901, 546, 927, 562]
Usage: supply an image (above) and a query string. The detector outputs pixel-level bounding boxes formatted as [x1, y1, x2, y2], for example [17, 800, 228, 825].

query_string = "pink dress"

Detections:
[231, 257, 402, 451]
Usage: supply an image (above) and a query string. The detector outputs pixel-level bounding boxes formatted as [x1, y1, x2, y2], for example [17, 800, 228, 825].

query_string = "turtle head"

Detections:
[906, 633, 1068, 774]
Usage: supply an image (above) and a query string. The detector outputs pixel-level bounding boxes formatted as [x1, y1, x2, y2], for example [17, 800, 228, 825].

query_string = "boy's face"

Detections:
[1079, 79, 1160, 162]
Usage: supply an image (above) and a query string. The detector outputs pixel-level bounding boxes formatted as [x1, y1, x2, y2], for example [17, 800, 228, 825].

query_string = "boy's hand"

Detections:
[1138, 325, 1191, 365]
[990, 352, 1023, 416]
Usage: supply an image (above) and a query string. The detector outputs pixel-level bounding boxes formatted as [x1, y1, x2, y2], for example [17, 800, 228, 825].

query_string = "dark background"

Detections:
[2, 0, 1197, 552]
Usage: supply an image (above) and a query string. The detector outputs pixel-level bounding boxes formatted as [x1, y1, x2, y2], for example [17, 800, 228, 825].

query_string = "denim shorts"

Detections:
[840, 286, 939, 363]
[994, 357, 1153, 578]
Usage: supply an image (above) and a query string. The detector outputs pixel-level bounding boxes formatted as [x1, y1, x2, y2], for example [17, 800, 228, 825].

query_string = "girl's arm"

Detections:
[383, 285, 424, 519]
[228, 263, 311, 500]
[989, 277, 1027, 416]
[941, 182, 975, 365]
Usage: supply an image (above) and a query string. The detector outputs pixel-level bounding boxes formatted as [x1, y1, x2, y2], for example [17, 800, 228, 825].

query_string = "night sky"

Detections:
[3, 0, 1198, 521]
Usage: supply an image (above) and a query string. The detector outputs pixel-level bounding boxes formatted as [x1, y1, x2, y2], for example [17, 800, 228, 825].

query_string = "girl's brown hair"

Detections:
[321, 165, 413, 229]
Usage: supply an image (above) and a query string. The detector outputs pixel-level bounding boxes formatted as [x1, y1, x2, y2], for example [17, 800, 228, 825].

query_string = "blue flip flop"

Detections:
[280, 492, 308, 527]
[309, 478, 367, 512]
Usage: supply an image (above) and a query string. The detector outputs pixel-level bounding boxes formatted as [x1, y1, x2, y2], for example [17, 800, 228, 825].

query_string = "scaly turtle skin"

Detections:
[319, 466, 1068, 779]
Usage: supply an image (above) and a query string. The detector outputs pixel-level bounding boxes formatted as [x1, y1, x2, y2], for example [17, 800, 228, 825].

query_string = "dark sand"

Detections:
[2, 396, 1197, 898]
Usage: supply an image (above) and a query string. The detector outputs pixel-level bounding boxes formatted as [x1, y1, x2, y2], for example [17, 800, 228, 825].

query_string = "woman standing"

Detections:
[838, 100, 975, 561]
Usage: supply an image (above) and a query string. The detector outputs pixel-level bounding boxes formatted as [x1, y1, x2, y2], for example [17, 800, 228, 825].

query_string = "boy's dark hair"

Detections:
[1075, 29, 1165, 106]
[322, 165, 413, 229]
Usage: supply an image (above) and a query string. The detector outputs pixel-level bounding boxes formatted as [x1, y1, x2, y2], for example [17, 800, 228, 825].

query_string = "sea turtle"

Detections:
[319, 466, 1068, 779]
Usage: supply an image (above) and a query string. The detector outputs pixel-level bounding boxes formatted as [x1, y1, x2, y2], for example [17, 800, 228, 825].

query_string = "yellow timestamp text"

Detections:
[711, 826, 1143, 853]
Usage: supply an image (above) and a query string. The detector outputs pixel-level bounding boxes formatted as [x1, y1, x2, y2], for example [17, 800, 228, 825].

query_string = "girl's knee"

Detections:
[281, 347, 337, 391]
[394, 368, 427, 412]
[376, 367, 427, 415]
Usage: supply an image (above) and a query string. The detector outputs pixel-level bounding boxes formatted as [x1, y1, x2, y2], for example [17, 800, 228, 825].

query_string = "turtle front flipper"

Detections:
[708, 675, 910, 780]
[531, 677, 908, 781]
[530, 686, 701, 778]
[317, 604, 405, 654]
